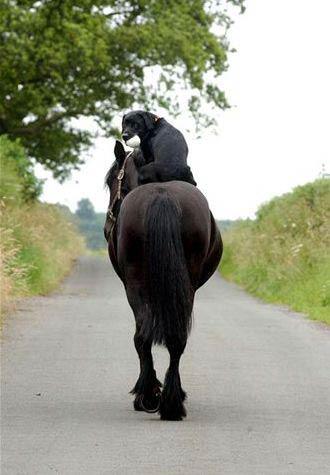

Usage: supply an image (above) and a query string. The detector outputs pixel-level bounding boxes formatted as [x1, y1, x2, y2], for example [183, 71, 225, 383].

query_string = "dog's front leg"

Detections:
[138, 163, 159, 185]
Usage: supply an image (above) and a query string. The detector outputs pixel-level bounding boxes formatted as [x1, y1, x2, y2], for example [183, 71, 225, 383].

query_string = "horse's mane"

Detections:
[105, 157, 134, 198]
[105, 152, 140, 192]
[105, 161, 118, 190]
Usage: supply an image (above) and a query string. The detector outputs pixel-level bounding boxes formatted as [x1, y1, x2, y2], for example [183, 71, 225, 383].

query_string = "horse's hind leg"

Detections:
[127, 290, 162, 412]
[160, 338, 187, 421]
[131, 324, 162, 412]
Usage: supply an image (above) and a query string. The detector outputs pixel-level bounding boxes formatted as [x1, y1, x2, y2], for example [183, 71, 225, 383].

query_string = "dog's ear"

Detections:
[139, 112, 158, 131]
[114, 140, 126, 166]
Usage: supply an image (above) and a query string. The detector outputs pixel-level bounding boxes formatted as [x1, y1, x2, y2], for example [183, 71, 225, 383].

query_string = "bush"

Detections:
[220, 179, 330, 324]
[0, 137, 84, 317]
[0, 135, 42, 202]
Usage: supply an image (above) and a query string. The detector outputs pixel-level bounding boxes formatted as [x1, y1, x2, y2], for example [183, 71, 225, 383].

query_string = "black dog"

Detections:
[121, 110, 196, 186]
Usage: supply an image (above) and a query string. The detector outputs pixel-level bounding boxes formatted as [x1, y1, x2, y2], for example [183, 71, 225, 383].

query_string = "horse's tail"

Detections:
[144, 191, 193, 346]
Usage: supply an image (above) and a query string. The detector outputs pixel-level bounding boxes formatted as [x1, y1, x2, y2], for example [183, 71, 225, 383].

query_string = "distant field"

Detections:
[220, 179, 330, 325]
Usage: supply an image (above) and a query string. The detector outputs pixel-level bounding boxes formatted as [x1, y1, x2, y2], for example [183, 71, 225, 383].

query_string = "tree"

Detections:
[0, 135, 43, 202]
[76, 198, 96, 221]
[0, 0, 245, 180]
[75, 198, 106, 249]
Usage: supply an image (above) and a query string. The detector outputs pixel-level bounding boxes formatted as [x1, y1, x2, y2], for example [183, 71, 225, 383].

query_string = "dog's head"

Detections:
[121, 110, 160, 147]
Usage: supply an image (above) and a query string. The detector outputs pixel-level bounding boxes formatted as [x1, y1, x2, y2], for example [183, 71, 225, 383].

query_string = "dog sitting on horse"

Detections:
[121, 110, 196, 186]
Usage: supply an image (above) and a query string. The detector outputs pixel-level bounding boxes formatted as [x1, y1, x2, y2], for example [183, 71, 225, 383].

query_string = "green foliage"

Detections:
[0, 135, 42, 201]
[75, 198, 106, 250]
[0, 138, 84, 315]
[76, 198, 97, 221]
[0, 0, 244, 179]
[220, 179, 330, 324]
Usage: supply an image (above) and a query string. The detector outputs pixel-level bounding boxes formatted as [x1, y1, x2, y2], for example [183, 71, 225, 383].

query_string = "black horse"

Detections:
[104, 141, 222, 420]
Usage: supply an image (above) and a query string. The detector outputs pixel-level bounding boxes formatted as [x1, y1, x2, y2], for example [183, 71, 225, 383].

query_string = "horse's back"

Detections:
[118, 181, 222, 288]
[121, 181, 210, 227]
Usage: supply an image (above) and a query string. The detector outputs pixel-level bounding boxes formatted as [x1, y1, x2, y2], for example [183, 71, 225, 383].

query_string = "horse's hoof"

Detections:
[133, 388, 161, 413]
[133, 394, 144, 411]
[139, 392, 161, 414]
[140, 396, 161, 413]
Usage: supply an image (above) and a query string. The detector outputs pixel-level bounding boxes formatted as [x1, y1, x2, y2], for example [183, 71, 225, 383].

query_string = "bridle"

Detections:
[106, 151, 132, 236]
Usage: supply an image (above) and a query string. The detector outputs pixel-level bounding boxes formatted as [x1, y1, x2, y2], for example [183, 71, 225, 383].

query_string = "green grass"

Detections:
[1, 137, 85, 317]
[220, 179, 330, 325]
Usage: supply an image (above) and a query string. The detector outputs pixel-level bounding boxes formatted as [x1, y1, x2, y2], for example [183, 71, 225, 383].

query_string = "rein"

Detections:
[106, 151, 132, 238]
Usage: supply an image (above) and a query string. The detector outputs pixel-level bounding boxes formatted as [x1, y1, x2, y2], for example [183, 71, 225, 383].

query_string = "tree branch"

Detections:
[10, 111, 72, 136]
[104, 9, 135, 18]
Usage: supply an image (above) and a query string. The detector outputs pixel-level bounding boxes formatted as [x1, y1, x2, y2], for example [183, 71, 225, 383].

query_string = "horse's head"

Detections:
[104, 140, 139, 240]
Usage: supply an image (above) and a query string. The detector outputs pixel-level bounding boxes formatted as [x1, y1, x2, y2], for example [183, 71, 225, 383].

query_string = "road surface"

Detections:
[1, 256, 330, 474]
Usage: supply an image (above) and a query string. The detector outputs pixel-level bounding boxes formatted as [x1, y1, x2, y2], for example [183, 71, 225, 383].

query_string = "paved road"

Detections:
[1, 256, 330, 474]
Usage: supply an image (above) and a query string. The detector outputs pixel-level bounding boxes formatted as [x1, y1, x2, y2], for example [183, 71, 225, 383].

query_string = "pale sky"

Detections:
[36, 0, 330, 220]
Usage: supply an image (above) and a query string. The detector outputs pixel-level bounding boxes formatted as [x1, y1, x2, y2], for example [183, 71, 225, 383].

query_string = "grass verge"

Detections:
[0, 201, 85, 318]
[0, 136, 84, 321]
[220, 179, 330, 325]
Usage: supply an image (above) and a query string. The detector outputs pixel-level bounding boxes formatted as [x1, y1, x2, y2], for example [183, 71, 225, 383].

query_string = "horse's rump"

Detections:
[117, 182, 213, 344]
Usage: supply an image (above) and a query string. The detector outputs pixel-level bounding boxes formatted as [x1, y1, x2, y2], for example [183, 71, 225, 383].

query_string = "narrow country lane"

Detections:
[1, 256, 330, 474]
